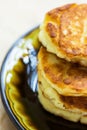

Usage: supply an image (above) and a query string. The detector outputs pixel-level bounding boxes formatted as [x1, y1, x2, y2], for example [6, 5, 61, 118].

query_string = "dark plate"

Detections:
[0, 26, 87, 130]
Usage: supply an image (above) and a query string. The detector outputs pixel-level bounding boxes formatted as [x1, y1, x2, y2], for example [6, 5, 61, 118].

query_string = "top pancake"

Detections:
[38, 47, 87, 96]
[39, 3, 87, 66]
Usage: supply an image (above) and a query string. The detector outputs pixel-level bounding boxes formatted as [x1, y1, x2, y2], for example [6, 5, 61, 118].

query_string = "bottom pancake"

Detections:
[38, 72, 87, 124]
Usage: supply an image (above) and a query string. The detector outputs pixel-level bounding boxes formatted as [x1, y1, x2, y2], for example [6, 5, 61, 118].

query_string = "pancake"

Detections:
[39, 4, 87, 66]
[38, 73, 87, 124]
[37, 47, 87, 97]
[37, 47, 87, 124]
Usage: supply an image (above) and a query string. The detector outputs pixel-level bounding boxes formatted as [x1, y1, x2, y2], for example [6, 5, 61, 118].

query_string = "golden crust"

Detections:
[45, 3, 76, 41]
[60, 4, 87, 56]
[38, 47, 87, 96]
[39, 4, 87, 66]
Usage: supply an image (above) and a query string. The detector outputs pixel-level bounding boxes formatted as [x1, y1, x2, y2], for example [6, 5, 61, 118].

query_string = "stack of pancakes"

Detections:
[37, 3, 87, 124]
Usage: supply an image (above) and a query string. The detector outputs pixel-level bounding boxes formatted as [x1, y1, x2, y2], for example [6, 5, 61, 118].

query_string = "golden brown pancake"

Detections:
[37, 47, 87, 96]
[39, 4, 87, 66]
[37, 47, 87, 124]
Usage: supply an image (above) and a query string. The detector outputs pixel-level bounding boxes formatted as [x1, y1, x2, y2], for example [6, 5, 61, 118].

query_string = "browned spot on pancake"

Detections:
[60, 95, 87, 111]
[63, 78, 71, 85]
[46, 22, 57, 38]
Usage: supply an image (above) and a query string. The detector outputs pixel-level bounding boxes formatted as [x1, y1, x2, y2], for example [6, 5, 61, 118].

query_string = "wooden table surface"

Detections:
[0, 0, 84, 129]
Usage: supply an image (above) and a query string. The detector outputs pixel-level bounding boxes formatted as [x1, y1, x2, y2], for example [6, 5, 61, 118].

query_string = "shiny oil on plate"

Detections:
[0, 26, 87, 130]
